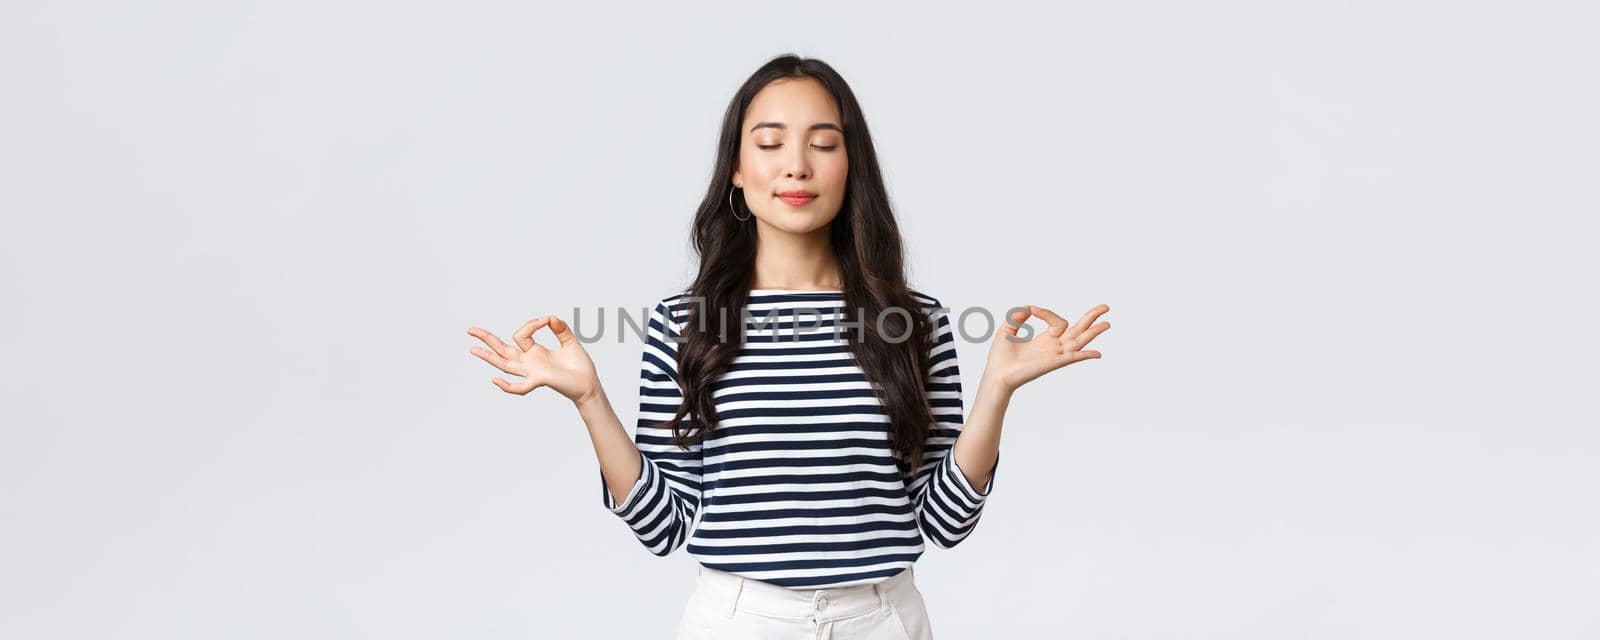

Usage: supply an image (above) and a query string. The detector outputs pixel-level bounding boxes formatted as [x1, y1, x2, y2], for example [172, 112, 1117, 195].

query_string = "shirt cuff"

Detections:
[601, 449, 653, 514]
[946, 449, 998, 499]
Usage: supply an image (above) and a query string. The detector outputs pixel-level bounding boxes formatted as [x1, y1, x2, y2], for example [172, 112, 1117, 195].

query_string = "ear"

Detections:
[731, 167, 742, 188]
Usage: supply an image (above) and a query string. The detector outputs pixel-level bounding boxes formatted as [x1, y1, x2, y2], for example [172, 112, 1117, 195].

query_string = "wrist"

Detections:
[978, 368, 1016, 398]
[574, 382, 608, 411]
[972, 374, 1011, 404]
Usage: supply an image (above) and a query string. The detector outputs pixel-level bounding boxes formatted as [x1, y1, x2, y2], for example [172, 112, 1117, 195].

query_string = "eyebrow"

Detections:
[749, 121, 843, 134]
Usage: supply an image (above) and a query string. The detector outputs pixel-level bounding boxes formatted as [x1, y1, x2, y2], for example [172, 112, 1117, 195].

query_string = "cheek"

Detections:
[740, 148, 782, 181]
[822, 154, 849, 190]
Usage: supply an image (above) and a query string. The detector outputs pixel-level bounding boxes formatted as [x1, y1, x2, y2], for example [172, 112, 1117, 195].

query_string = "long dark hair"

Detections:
[660, 54, 936, 482]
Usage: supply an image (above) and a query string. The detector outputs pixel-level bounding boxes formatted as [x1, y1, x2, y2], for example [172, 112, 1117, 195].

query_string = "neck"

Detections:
[750, 222, 843, 290]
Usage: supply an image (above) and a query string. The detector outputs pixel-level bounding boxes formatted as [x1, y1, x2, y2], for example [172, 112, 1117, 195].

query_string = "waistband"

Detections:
[692, 564, 918, 623]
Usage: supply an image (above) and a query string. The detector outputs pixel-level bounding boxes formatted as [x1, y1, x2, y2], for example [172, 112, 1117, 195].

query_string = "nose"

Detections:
[785, 147, 811, 180]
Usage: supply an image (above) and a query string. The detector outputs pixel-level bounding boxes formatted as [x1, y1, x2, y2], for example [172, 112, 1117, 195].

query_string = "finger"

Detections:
[467, 326, 521, 359]
[470, 346, 524, 376]
[1065, 304, 1111, 339]
[546, 315, 581, 347]
[1027, 305, 1071, 338]
[513, 316, 552, 351]
[997, 306, 1032, 338]
[492, 376, 538, 395]
[1064, 321, 1111, 349]
[1059, 349, 1103, 365]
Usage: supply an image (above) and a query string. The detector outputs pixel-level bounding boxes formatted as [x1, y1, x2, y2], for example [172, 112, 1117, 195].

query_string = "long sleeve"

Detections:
[598, 299, 703, 557]
[909, 300, 999, 549]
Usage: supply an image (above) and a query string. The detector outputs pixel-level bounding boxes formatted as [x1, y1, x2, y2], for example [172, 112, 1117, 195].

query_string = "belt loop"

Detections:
[873, 580, 887, 608]
[724, 576, 743, 619]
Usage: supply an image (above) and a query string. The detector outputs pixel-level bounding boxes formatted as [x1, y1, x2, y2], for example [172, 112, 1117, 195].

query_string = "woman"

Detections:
[467, 54, 1110, 639]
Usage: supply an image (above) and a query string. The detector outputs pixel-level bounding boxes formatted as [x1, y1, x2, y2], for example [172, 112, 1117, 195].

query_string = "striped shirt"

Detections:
[599, 288, 999, 590]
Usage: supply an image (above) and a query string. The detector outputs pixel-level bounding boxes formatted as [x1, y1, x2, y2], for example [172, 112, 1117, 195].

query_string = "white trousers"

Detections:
[674, 564, 935, 639]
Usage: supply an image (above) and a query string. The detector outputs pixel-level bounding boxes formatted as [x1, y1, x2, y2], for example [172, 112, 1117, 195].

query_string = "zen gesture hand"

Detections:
[982, 304, 1111, 393]
[467, 315, 601, 405]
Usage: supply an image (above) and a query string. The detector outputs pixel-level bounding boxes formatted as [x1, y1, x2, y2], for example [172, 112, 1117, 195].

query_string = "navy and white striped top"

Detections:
[599, 288, 999, 590]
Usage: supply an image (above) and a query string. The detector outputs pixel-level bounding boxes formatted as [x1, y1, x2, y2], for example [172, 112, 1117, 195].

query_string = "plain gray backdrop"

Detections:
[3, 1, 1596, 638]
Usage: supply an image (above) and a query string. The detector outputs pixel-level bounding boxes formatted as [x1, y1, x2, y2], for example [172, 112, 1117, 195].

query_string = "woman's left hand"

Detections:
[981, 303, 1111, 393]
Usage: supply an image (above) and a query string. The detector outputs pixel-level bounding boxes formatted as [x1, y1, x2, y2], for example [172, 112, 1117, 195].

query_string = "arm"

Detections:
[911, 301, 1000, 549]
[593, 300, 703, 556]
[466, 300, 708, 557]
[929, 301, 1112, 539]
[950, 375, 1006, 507]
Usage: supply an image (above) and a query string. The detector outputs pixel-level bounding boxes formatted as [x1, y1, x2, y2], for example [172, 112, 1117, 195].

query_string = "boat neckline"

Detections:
[748, 288, 844, 293]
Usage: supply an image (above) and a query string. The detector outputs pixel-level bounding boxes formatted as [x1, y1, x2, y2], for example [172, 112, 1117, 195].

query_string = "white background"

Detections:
[3, 1, 1596, 638]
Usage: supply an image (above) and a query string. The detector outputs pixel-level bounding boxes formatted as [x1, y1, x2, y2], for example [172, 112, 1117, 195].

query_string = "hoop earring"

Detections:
[729, 186, 752, 221]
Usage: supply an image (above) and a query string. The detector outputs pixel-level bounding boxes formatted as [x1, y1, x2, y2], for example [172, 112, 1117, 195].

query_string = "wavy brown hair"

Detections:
[658, 54, 937, 481]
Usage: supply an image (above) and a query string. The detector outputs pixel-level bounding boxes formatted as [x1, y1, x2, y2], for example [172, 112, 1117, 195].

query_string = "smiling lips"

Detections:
[777, 190, 817, 206]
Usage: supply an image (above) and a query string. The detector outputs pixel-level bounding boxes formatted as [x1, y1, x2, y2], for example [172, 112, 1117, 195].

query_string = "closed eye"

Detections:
[757, 144, 839, 151]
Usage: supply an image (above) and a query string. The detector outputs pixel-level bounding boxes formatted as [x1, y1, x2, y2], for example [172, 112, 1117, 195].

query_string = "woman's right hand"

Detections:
[467, 315, 600, 405]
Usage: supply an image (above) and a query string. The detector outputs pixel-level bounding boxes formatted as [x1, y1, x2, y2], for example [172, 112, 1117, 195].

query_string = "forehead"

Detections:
[743, 77, 841, 128]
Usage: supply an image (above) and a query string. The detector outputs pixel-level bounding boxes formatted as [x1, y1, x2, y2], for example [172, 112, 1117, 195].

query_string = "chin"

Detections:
[765, 213, 836, 235]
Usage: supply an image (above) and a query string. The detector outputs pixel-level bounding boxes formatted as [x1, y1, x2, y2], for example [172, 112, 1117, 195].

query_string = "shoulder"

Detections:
[647, 286, 701, 315]
[908, 287, 958, 353]
[906, 287, 950, 318]
[639, 289, 695, 338]
[656, 289, 695, 313]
